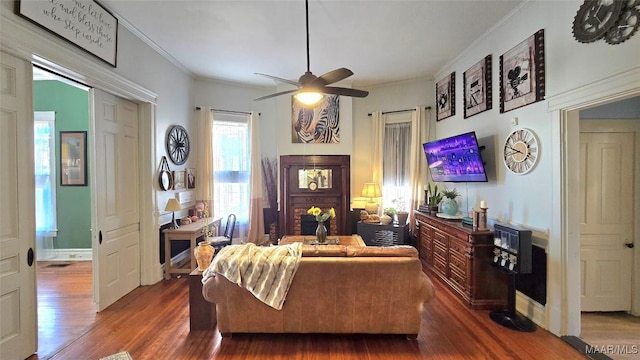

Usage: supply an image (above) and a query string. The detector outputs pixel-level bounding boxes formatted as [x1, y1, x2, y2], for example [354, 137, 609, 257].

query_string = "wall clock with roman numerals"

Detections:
[503, 128, 539, 175]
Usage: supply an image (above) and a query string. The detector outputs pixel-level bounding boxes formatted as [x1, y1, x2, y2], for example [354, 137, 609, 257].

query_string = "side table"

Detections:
[189, 269, 217, 331]
[356, 221, 410, 246]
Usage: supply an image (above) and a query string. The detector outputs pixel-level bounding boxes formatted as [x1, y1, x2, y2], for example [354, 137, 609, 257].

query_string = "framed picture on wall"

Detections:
[464, 55, 492, 118]
[500, 29, 545, 113]
[291, 94, 340, 143]
[187, 168, 196, 189]
[435, 72, 455, 121]
[173, 169, 186, 190]
[60, 131, 87, 186]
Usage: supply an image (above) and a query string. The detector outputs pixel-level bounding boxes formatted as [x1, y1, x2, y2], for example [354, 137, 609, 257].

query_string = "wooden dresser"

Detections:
[414, 210, 506, 310]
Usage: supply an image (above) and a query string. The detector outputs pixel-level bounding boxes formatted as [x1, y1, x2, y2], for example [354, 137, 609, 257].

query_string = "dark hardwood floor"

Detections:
[32, 261, 587, 360]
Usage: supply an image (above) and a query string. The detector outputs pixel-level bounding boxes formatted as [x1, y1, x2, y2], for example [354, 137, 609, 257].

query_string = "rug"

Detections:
[99, 351, 133, 360]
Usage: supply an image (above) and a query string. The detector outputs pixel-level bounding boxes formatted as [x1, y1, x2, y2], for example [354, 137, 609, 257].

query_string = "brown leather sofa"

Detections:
[201, 245, 435, 338]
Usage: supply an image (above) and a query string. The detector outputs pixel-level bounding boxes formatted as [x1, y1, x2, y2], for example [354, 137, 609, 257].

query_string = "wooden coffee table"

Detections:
[279, 235, 366, 247]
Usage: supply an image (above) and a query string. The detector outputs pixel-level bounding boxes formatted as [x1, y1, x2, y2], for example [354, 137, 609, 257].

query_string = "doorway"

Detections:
[33, 66, 95, 358]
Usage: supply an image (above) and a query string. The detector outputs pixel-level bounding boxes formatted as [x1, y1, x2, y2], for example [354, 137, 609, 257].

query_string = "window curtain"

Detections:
[246, 111, 266, 244]
[370, 110, 384, 187]
[382, 122, 411, 210]
[408, 106, 429, 232]
[195, 106, 215, 221]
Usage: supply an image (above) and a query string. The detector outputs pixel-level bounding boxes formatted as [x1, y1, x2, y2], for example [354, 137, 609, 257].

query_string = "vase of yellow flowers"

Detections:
[307, 206, 335, 243]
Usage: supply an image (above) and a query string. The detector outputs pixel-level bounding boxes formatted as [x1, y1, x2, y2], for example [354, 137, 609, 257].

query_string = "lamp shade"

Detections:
[361, 183, 381, 198]
[164, 198, 182, 212]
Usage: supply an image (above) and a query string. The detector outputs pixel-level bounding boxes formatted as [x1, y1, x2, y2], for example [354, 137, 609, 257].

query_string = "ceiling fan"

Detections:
[254, 0, 369, 105]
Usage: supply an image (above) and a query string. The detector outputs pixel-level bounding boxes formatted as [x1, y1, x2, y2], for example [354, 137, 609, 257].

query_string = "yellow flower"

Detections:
[307, 206, 334, 222]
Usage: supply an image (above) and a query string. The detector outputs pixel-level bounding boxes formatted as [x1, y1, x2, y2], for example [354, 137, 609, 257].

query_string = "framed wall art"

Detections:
[435, 72, 455, 121]
[172, 169, 186, 190]
[60, 131, 87, 186]
[18, 0, 118, 67]
[464, 55, 492, 118]
[292, 94, 340, 143]
[500, 29, 545, 113]
[187, 168, 196, 189]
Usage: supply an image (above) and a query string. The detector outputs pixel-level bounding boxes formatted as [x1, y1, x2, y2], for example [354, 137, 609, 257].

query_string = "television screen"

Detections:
[423, 131, 488, 182]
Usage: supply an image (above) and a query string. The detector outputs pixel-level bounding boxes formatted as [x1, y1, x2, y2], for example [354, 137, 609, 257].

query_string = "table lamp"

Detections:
[361, 183, 381, 215]
[165, 198, 182, 229]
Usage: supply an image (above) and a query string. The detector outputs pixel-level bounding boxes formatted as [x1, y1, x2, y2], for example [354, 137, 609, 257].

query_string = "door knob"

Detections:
[626, 243, 635, 248]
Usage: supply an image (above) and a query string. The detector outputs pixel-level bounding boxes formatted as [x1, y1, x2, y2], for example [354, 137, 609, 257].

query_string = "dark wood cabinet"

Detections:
[414, 210, 506, 310]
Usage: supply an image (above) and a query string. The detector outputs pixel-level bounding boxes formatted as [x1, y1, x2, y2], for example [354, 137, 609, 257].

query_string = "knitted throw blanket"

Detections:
[202, 243, 303, 310]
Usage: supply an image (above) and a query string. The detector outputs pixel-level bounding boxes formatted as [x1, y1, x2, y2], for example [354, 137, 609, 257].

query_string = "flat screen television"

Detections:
[422, 131, 488, 182]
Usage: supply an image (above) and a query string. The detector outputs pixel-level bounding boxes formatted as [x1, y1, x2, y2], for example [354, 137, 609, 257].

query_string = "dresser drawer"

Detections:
[433, 242, 447, 261]
[449, 250, 468, 274]
[433, 256, 447, 278]
[433, 229, 448, 248]
[449, 266, 468, 293]
[449, 236, 469, 256]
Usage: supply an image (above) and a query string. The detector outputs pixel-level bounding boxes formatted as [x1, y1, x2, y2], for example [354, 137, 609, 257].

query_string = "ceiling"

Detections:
[99, 0, 523, 88]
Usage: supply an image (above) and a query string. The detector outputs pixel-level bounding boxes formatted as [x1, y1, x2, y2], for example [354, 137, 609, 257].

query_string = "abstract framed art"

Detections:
[500, 29, 545, 113]
[435, 72, 455, 121]
[464, 55, 492, 118]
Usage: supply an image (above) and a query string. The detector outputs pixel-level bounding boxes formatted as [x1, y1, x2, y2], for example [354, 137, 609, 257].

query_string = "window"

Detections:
[212, 119, 249, 234]
[381, 113, 412, 211]
[34, 111, 58, 259]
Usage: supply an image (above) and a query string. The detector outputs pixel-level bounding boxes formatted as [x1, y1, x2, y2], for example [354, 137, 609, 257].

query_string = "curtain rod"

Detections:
[367, 106, 431, 116]
[195, 107, 260, 116]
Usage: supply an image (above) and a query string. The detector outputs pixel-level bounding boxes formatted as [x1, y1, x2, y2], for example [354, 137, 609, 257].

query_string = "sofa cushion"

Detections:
[301, 245, 347, 257]
[346, 245, 418, 257]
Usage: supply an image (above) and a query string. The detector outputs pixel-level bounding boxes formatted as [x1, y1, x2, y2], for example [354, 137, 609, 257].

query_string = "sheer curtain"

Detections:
[246, 111, 266, 244]
[195, 107, 215, 221]
[382, 122, 411, 210]
[408, 107, 429, 232]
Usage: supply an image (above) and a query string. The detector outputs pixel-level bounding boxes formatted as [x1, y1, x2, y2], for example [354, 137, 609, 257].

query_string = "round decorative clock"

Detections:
[503, 128, 539, 175]
[166, 125, 190, 165]
[307, 181, 318, 191]
[572, 0, 624, 43]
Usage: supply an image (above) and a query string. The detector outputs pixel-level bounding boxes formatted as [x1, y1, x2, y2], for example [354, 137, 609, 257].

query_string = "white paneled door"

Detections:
[0, 51, 37, 359]
[580, 131, 634, 311]
[92, 89, 140, 311]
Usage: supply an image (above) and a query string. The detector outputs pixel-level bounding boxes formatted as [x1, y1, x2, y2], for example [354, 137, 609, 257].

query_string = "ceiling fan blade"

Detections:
[322, 86, 369, 98]
[255, 73, 300, 87]
[311, 68, 354, 87]
[254, 89, 298, 101]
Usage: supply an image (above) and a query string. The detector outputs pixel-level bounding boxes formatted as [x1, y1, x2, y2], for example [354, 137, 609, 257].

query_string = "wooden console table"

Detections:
[163, 216, 221, 280]
[414, 210, 506, 310]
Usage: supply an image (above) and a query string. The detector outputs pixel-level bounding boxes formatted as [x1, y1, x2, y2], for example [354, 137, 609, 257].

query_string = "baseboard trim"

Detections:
[37, 248, 93, 261]
[516, 291, 546, 329]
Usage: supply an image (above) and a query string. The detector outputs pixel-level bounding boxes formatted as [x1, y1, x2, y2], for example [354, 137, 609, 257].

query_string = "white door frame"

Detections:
[1, 12, 161, 287]
[548, 65, 640, 336]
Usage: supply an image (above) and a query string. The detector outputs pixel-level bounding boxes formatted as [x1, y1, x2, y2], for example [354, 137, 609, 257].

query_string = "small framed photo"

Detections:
[172, 169, 186, 190]
[435, 72, 455, 121]
[60, 131, 87, 186]
[500, 29, 545, 113]
[187, 168, 196, 189]
[464, 55, 492, 118]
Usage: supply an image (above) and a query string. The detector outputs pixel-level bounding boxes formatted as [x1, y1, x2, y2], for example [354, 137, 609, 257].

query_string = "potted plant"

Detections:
[392, 197, 409, 225]
[426, 183, 443, 215]
[380, 207, 395, 225]
[441, 187, 460, 216]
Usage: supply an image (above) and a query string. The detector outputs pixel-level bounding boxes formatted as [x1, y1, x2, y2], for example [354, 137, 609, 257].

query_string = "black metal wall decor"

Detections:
[572, 0, 640, 45]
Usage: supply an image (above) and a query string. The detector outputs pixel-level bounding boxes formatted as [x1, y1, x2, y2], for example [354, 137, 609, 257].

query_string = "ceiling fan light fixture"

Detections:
[294, 91, 324, 106]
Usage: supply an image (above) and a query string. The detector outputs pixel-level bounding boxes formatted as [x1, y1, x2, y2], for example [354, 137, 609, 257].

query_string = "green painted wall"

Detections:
[33, 80, 91, 249]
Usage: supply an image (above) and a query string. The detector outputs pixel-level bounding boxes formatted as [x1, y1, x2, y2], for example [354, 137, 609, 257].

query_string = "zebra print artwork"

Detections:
[291, 95, 339, 143]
